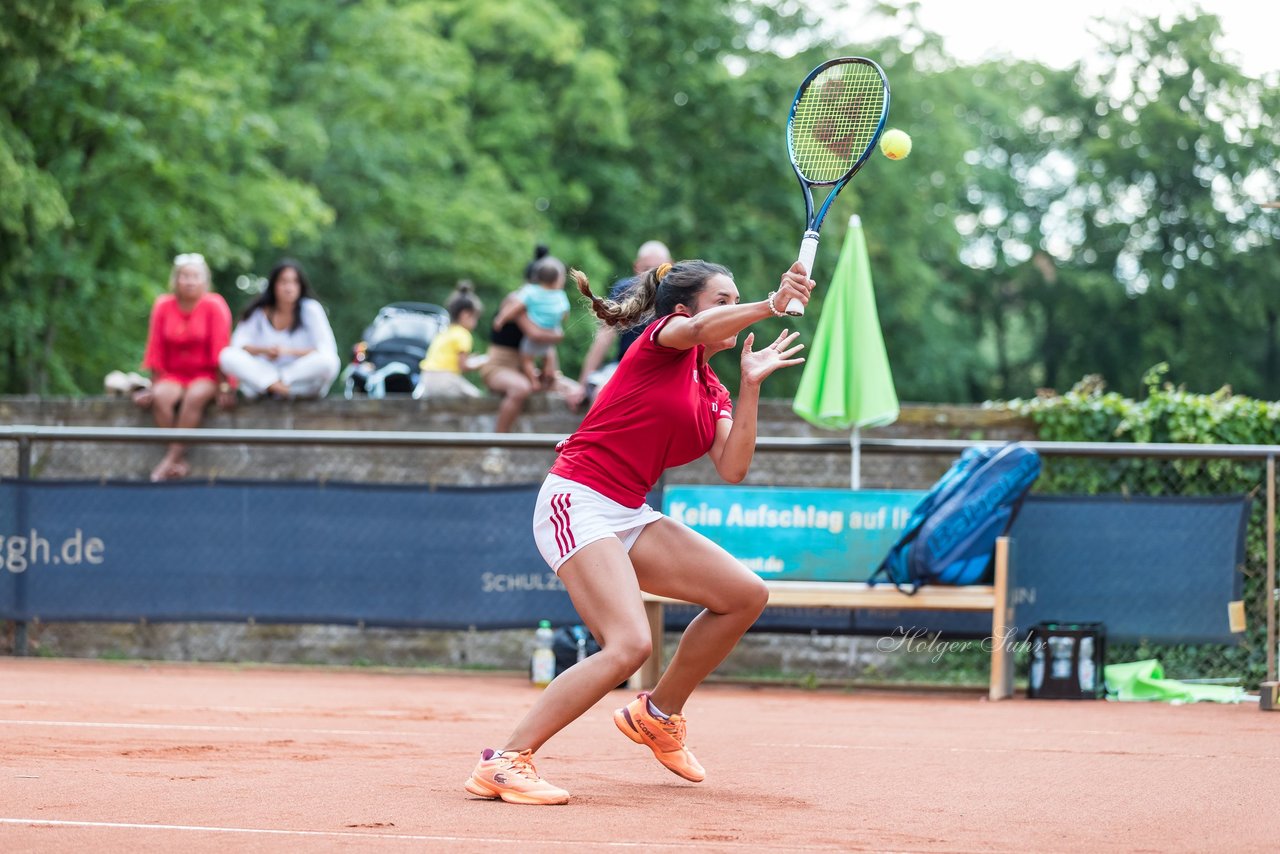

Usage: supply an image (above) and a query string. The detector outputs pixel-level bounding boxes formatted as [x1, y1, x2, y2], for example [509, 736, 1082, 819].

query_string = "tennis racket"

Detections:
[784, 57, 890, 316]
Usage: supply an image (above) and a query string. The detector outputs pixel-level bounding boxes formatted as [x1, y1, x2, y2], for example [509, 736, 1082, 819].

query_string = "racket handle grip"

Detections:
[787, 232, 819, 316]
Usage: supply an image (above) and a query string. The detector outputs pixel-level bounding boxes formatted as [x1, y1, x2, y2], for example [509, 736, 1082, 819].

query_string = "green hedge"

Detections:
[1006, 364, 1275, 688]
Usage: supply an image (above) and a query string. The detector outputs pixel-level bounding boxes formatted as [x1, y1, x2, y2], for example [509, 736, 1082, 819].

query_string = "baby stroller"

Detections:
[341, 302, 451, 398]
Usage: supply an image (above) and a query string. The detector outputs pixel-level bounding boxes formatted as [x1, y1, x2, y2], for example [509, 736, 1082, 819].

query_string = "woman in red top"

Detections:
[465, 259, 812, 805]
[133, 253, 236, 482]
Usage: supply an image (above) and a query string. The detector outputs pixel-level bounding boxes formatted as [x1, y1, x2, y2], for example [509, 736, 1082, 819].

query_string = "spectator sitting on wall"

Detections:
[479, 245, 583, 433]
[415, 279, 487, 399]
[218, 259, 341, 400]
[133, 252, 237, 482]
[490, 254, 570, 392]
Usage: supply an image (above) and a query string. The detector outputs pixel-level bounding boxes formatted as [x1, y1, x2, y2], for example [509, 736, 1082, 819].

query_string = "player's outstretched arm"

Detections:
[659, 265, 812, 351]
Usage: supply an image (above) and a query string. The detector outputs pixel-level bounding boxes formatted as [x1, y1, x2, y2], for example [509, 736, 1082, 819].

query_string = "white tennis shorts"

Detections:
[532, 473, 664, 572]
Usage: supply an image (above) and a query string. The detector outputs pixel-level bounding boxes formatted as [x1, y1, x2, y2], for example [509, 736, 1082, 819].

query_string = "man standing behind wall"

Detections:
[568, 240, 673, 409]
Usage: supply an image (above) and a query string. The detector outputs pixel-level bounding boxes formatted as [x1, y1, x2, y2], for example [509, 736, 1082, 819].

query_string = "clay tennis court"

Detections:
[1, 657, 1274, 852]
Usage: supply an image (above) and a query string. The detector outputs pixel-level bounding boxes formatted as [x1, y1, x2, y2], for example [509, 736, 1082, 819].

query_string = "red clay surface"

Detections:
[0, 658, 1275, 853]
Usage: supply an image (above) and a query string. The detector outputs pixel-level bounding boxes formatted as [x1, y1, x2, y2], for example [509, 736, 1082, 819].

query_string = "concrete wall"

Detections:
[2, 394, 1033, 682]
[0, 394, 1033, 489]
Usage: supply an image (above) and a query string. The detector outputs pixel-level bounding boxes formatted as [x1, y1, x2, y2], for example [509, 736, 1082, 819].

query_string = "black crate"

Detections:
[1027, 622, 1106, 700]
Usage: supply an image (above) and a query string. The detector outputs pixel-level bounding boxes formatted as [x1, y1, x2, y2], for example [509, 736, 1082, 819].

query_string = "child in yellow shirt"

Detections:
[416, 281, 487, 399]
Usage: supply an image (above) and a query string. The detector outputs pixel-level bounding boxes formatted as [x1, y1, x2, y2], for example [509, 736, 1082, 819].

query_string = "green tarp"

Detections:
[1105, 659, 1247, 704]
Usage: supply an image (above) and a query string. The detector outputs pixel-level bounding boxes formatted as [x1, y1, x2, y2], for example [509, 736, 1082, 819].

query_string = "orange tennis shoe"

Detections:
[613, 692, 706, 782]
[463, 748, 570, 805]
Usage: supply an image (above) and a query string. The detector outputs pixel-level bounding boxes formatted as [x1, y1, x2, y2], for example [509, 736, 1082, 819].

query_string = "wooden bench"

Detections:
[630, 537, 1015, 700]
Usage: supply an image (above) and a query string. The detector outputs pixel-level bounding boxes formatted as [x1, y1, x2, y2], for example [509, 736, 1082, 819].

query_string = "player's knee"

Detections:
[735, 574, 770, 617]
[603, 634, 652, 675]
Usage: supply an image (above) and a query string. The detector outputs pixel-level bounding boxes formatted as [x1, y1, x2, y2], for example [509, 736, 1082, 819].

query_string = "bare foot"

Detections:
[149, 457, 190, 482]
[132, 388, 155, 409]
[266, 380, 290, 398]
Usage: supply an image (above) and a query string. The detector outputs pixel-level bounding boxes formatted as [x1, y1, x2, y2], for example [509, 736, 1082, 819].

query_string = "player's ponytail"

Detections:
[575, 260, 731, 328]
[573, 268, 657, 328]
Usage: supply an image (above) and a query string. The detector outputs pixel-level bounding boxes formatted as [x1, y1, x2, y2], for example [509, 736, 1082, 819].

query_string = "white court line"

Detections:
[0, 719, 423, 738]
[0, 699, 430, 717]
[759, 742, 1266, 761]
[0, 703, 1142, 736]
[0, 818, 847, 851]
[0, 699, 508, 724]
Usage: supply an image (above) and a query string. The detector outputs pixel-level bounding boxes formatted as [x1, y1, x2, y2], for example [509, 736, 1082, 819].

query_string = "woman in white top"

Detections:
[219, 259, 341, 399]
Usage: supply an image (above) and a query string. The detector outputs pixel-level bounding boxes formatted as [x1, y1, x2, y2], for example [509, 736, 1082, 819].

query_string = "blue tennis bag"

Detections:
[871, 442, 1041, 593]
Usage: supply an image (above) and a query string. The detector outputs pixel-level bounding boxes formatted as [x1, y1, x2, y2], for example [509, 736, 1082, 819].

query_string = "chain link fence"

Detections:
[2, 427, 1276, 691]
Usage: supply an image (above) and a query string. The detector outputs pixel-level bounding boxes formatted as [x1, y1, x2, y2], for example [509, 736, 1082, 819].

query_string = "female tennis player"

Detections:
[465, 259, 812, 805]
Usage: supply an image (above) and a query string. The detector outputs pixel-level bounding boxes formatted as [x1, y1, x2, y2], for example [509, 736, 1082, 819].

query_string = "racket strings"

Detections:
[790, 64, 886, 183]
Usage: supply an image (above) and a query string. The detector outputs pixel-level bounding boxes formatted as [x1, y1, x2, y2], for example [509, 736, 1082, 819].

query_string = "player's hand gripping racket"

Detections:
[785, 57, 890, 316]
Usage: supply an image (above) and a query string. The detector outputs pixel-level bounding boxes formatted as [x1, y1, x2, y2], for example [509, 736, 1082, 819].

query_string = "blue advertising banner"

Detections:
[663, 487, 1248, 644]
[0, 479, 578, 629]
[663, 485, 923, 582]
[1001, 495, 1247, 644]
[0, 481, 1247, 644]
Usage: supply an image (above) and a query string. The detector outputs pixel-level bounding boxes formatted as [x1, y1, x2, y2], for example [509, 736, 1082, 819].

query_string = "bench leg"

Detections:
[989, 536, 1015, 700]
[628, 601, 665, 691]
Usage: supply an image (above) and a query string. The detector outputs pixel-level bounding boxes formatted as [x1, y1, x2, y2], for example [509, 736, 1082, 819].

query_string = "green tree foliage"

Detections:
[251, 0, 630, 357]
[941, 10, 1280, 400]
[545, 0, 821, 384]
[1, 0, 330, 393]
[1, 0, 97, 390]
[2, 1, 1277, 404]
[1071, 14, 1280, 396]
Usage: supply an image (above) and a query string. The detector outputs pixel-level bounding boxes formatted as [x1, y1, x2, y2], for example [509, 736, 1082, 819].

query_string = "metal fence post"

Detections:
[1268, 455, 1277, 684]
[13, 436, 31, 657]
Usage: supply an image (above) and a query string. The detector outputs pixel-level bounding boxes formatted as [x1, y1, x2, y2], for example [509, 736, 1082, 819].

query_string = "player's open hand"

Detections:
[740, 330, 805, 387]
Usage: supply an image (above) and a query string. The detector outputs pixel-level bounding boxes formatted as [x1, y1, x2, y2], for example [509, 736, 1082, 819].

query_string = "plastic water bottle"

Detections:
[1078, 636, 1096, 694]
[1048, 636, 1074, 680]
[573, 626, 588, 664]
[531, 620, 556, 686]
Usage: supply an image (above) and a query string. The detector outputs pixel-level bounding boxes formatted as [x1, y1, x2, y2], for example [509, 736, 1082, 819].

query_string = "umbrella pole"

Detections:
[850, 426, 861, 490]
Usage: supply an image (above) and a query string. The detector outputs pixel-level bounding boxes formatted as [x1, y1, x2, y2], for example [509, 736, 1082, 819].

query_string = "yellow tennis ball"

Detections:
[880, 128, 912, 160]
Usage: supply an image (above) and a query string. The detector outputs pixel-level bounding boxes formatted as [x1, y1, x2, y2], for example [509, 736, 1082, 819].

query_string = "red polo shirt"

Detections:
[551, 313, 733, 507]
[142, 292, 233, 386]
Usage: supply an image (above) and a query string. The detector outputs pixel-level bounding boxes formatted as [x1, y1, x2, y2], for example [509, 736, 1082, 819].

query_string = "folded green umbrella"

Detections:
[792, 214, 898, 431]
[1104, 659, 1247, 703]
